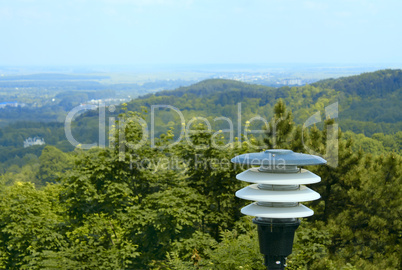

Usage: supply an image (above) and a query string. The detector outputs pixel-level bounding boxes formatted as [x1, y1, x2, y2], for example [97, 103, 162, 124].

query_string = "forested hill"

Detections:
[141, 69, 402, 100]
[313, 69, 402, 126]
[139, 79, 275, 98]
[128, 69, 402, 136]
[313, 69, 402, 97]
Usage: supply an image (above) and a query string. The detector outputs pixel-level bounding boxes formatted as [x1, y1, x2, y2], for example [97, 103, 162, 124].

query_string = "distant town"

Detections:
[0, 102, 26, 109]
[214, 72, 312, 86]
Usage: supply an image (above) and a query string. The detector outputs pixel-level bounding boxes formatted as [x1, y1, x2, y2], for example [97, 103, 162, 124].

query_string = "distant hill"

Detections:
[129, 69, 402, 136]
[140, 79, 275, 98]
[313, 69, 402, 97]
[313, 69, 402, 126]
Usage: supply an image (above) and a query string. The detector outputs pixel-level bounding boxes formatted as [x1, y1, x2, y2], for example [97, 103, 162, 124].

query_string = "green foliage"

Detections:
[0, 181, 139, 270]
[0, 183, 64, 269]
[0, 162, 39, 186]
[200, 228, 264, 270]
[307, 122, 364, 222]
[61, 147, 135, 220]
[1, 72, 402, 269]
[2, 69, 401, 174]
[314, 69, 402, 98]
[37, 146, 73, 185]
[159, 217, 265, 270]
[264, 99, 296, 149]
[329, 153, 402, 269]
[287, 221, 332, 270]
[124, 187, 205, 267]
[142, 79, 274, 99]
[25, 214, 139, 270]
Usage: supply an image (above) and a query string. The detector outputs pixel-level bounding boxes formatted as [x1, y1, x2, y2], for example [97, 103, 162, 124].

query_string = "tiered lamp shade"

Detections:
[231, 149, 326, 219]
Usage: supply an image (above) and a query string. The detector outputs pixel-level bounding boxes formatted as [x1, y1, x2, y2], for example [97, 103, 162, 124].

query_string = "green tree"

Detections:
[0, 183, 64, 269]
[329, 153, 402, 269]
[306, 120, 363, 223]
[177, 123, 254, 240]
[264, 99, 295, 149]
[37, 145, 72, 185]
[25, 213, 139, 270]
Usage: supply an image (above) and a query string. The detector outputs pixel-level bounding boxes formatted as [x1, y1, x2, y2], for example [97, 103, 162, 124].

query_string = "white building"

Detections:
[23, 137, 45, 148]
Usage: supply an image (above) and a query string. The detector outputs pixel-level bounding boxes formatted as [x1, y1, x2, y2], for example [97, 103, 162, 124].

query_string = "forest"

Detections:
[0, 70, 401, 269]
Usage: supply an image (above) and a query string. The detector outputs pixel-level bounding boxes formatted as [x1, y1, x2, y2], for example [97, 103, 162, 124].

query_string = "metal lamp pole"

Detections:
[231, 149, 326, 269]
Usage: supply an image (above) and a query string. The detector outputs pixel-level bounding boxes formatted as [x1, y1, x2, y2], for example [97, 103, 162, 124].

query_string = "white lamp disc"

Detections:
[236, 168, 321, 185]
[236, 184, 320, 202]
[241, 203, 314, 218]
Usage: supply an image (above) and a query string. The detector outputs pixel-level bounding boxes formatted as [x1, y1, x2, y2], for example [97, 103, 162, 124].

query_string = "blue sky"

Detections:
[1, 0, 401, 66]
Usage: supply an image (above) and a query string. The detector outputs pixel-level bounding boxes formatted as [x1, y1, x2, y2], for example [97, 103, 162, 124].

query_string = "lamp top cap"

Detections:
[231, 149, 327, 166]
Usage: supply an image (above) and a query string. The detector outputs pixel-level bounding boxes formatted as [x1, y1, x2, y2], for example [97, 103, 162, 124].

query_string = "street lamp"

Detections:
[231, 149, 326, 270]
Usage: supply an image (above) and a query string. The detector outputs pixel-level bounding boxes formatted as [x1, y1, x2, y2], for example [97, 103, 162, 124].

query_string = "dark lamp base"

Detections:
[253, 218, 301, 270]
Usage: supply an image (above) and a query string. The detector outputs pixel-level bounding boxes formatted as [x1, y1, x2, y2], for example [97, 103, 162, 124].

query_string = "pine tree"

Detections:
[264, 99, 295, 149]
